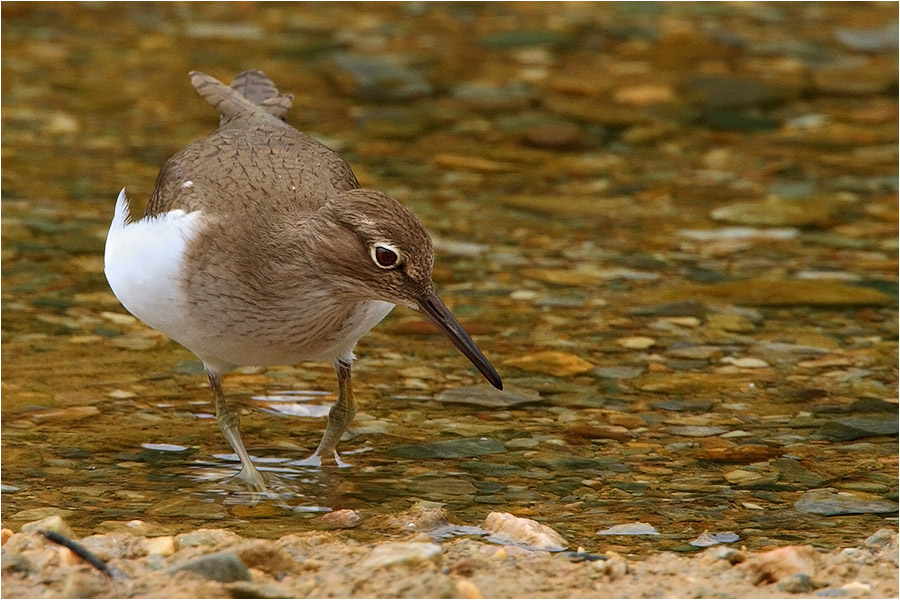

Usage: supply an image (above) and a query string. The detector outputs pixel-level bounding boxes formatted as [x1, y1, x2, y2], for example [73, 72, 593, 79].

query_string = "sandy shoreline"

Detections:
[2, 511, 896, 599]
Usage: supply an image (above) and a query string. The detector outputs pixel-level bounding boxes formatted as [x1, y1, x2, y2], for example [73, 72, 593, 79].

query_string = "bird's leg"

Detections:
[295, 359, 355, 467]
[207, 369, 267, 491]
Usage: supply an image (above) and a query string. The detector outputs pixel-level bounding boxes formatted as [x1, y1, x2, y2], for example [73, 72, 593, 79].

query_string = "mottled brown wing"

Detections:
[144, 72, 359, 219]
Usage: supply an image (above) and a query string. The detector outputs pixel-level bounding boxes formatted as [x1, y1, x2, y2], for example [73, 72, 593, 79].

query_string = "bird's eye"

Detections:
[372, 244, 400, 269]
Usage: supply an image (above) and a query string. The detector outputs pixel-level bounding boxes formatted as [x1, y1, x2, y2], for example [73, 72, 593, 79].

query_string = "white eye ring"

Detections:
[371, 243, 402, 269]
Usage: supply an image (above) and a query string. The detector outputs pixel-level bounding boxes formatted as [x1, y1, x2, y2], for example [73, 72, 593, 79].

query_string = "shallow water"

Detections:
[2, 3, 897, 557]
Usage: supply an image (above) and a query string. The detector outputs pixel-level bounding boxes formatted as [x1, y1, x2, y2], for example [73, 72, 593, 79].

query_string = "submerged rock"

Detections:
[388, 437, 506, 459]
[665, 425, 728, 437]
[597, 523, 660, 536]
[436, 385, 541, 408]
[794, 489, 897, 516]
[682, 75, 795, 109]
[503, 351, 594, 377]
[711, 197, 839, 227]
[814, 417, 899, 441]
[331, 53, 432, 101]
[649, 279, 894, 307]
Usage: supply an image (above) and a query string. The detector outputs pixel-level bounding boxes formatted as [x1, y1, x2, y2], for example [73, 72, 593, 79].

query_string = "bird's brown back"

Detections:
[144, 71, 360, 221]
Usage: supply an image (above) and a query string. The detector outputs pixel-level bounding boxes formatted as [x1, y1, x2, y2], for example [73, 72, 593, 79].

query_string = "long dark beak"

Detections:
[416, 291, 503, 390]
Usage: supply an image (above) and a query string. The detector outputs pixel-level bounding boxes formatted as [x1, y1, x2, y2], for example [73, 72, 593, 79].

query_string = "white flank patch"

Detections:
[104, 188, 201, 344]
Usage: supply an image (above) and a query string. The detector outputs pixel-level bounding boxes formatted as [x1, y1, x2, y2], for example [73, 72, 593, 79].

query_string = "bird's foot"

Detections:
[238, 464, 268, 493]
[290, 450, 351, 468]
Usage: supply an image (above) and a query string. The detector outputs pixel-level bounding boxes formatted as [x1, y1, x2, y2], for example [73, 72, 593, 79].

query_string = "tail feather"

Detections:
[190, 70, 293, 126]
[111, 188, 131, 233]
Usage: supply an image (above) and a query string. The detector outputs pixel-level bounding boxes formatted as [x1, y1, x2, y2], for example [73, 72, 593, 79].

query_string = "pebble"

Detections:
[776, 573, 819, 593]
[361, 542, 442, 569]
[593, 366, 644, 379]
[667, 345, 721, 360]
[183, 22, 263, 40]
[699, 445, 783, 464]
[318, 509, 362, 530]
[169, 551, 251, 583]
[835, 24, 898, 53]
[409, 477, 476, 497]
[522, 121, 589, 149]
[703, 546, 746, 565]
[720, 357, 769, 368]
[679, 227, 798, 241]
[433, 154, 518, 175]
[689, 531, 740, 547]
[605, 412, 645, 429]
[811, 58, 896, 96]
[596, 551, 629, 580]
[435, 385, 541, 408]
[770, 458, 825, 486]
[837, 580, 874, 598]
[12, 508, 74, 522]
[863, 529, 897, 550]
[794, 489, 897, 516]
[725, 470, 763, 485]
[451, 82, 534, 111]
[651, 399, 713, 412]
[503, 351, 594, 377]
[814, 417, 899, 441]
[455, 578, 484, 599]
[563, 424, 631, 444]
[94, 520, 169, 537]
[144, 536, 178, 557]
[616, 336, 656, 349]
[176, 529, 242, 548]
[665, 426, 728, 437]
[706, 313, 756, 332]
[20, 515, 75, 539]
[683, 74, 794, 109]
[139, 443, 197, 465]
[613, 83, 675, 106]
[482, 512, 567, 551]
[26, 406, 100, 423]
[596, 523, 659, 536]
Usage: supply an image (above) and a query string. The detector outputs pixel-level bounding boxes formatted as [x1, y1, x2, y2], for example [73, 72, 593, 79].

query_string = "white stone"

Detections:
[483, 512, 567, 551]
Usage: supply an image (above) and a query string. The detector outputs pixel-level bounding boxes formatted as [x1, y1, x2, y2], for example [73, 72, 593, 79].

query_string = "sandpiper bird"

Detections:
[105, 70, 502, 491]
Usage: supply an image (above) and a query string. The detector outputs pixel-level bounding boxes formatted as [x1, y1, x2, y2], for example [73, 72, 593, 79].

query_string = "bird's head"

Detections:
[318, 189, 502, 390]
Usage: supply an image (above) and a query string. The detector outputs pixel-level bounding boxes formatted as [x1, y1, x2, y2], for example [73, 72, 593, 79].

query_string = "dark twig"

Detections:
[38, 529, 129, 579]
